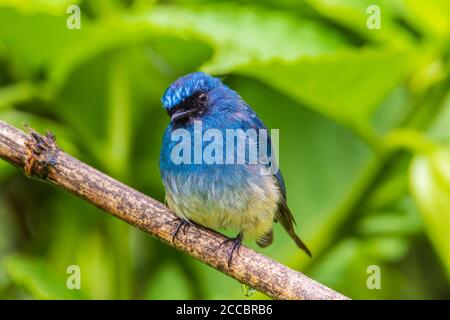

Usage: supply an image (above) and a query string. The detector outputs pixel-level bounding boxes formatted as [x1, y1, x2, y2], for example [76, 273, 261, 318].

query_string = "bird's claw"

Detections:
[220, 233, 243, 268]
[171, 218, 190, 244]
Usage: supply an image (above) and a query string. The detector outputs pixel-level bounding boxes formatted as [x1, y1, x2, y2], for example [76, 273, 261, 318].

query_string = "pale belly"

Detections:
[163, 170, 281, 239]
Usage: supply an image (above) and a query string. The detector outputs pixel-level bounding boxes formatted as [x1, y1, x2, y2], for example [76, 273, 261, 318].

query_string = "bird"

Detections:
[159, 72, 311, 267]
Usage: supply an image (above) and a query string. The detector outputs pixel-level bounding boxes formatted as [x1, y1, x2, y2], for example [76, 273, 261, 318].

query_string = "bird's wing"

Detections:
[269, 141, 311, 256]
[241, 103, 312, 256]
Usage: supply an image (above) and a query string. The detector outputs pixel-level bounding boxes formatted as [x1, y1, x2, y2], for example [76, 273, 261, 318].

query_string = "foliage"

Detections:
[0, 0, 449, 299]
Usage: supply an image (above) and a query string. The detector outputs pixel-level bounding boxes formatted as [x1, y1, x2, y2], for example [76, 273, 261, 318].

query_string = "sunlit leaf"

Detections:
[429, 93, 450, 142]
[403, 0, 450, 41]
[237, 49, 409, 126]
[410, 148, 450, 280]
[306, 0, 416, 47]
[0, 0, 78, 15]
[129, 3, 348, 73]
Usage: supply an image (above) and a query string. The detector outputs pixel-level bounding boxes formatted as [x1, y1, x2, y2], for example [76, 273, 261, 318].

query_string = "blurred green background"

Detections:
[0, 0, 449, 300]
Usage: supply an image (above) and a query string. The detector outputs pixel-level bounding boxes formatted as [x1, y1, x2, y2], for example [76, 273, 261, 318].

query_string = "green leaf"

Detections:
[363, 236, 410, 262]
[0, 0, 78, 15]
[429, 93, 450, 142]
[0, 82, 41, 110]
[0, 3, 346, 87]
[237, 49, 409, 126]
[3, 255, 86, 299]
[410, 148, 450, 280]
[0, 7, 151, 86]
[129, 3, 348, 73]
[403, 0, 450, 41]
[0, 109, 78, 155]
[306, 0, 416, 47]
[357, 209, 422, 236]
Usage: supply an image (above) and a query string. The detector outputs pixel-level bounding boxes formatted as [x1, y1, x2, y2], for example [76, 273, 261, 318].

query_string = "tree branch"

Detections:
[0, 120, 349, 300]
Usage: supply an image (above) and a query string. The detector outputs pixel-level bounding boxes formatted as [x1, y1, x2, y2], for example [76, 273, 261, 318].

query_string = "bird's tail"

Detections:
[275, 198, 312, 257]
[288, 229, 312, 257]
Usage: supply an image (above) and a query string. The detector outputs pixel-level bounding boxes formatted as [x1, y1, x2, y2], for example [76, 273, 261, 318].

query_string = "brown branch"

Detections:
[0, 120, 349, 300]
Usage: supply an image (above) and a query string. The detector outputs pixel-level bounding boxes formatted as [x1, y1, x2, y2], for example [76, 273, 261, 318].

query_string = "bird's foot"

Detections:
[219, 233, 243, 268]
[171, 218, 190, 244]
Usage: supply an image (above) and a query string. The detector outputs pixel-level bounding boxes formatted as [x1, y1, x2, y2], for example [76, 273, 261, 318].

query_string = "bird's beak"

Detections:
[171, 109, 194, 122]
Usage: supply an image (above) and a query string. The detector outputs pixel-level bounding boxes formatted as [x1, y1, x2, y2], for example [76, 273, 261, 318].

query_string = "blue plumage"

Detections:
[162, 72, 221, 110]
[159, 72, 311, 265]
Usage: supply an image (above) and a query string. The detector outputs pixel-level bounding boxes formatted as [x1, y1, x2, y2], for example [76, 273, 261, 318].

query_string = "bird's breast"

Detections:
[161, 165, 280, 238]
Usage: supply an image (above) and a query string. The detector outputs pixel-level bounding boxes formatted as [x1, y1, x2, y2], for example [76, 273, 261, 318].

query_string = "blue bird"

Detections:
[160, 72, 311, 266]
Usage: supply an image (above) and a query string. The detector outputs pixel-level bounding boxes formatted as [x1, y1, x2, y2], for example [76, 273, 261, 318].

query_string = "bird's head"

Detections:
[161, 72, 224, 123]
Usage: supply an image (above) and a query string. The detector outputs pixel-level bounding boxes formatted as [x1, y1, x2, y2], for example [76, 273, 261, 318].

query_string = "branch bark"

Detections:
[0, 120, 349, 300]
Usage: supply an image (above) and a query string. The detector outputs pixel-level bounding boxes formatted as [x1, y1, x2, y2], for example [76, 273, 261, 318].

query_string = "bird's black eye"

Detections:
[196, 92, 208, 106]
